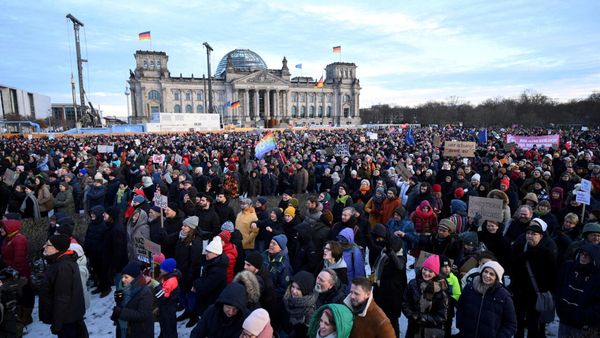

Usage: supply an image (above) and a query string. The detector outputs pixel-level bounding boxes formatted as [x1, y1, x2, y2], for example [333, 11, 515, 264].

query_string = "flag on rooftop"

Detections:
[295, 64, 302, 69]
[138, 31, 151, 40]
[315, 76, 324, 89]
[332, 46, 341, 53]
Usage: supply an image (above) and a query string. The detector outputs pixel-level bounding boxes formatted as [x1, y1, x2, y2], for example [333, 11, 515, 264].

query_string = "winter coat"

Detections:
[104, 212, 129, 276]
[232, 270, 262, 310]
[236, 207, 259, 249]
[510, 235, 557, 302]
[556, 244, 600, 329]
[410, 201, 438, 234]
[126, 207, 150, 261]
[386, 218, 418, 253]
[191, 282, 249, 338]
[215, 201, 236, 226]
[0, 219, 31, 278]
[196, 207, 222, 238]
[38, 250, 86, 332]
[36, 184, 54, 212]
[155, 272, 180, 338]
[477, 228, 512, 273]
[308, 304, 354, 338]
[364, 197, 384, 226]
[172, 233, 204, 292]
[105, 178, 121, 206]
[54, 188, 75, 215]
[84, 205, 109, 260]
[381, 197, 401, 225]
[344, 293, 396, 338]
[69, 244, 91, 310]
[116, 277, 154, 338]
[457, 276, 517, 338]
[295, 168, 309, 194]
[221, 236, 238, 283]
[193, 254, 229, 315]
[264, 250, 293, 299]
[315, 276, 347, 308]
[402, 276, 448, 337]
[372, 237, 407, 318]
[332, 195, 353, 223]
[338, 228, 366, 282]
[283, 287, 318, 337]
[86, 184, 106, 210]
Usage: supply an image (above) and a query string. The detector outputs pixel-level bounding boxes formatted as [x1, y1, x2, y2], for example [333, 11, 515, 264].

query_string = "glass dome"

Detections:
[215, 49, 268, 78]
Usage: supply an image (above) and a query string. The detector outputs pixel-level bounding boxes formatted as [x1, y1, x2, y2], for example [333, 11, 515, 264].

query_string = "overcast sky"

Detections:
[1, 0, 599, 117]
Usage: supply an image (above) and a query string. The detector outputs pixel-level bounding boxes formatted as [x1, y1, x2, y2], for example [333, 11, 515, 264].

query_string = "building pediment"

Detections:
[232, 70, 289, 86]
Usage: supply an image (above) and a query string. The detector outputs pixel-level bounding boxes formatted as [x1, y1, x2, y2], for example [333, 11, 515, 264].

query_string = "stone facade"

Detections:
[127, 49, 361, 127]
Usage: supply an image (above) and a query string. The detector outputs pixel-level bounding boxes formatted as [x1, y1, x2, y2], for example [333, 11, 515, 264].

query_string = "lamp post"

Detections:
[125, 85, 130, 123]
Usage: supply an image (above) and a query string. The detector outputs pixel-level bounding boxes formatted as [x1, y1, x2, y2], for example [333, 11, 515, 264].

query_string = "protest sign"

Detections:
[144, 239, 161, 255]
[97, 145, 114, 153]
[153, 195, 168, 209]
[433, 134, 441, 147]
[416, 251, 453, 269]
[133, 236, 152, 263]
[335, 144, 350, 157]
[359, 136, 366, 143]
[503, 142, 518, 151]
[134, 139, 141, 146]
[444, 141, 476, 158]
[397, 164, 412, 180]
[580, 179, 592, 193]
[367, 132, 378, 140]
[2, 168, 16, 187]
[152, 154, 165, 164]
[506, 134, 560, 149]
[576, 190, 591, 205]
[468, 196, 504, 222]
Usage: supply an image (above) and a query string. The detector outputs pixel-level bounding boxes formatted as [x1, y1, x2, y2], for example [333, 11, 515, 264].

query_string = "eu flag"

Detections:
[405, 128, 415, 145]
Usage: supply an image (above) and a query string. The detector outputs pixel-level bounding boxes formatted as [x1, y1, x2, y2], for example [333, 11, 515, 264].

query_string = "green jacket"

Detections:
[446, 272, 462, 302]
[308, 304, 354, 338]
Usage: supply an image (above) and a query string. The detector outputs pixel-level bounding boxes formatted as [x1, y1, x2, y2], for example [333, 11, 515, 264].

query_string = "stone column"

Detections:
[253, 89, 259, 121]
[264, 89, 270, 120]
[274, 90, 279, 121]
[285, 91, 289, 118]
[244, 89, 250, 126]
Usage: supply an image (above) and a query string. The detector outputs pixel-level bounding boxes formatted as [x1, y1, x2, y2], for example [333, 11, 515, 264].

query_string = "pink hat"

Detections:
[153, 253, 165, 265]
[422, 254, 440, 275]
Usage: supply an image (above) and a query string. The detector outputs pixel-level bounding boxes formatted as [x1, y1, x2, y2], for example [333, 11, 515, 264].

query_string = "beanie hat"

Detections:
[272, 234, 288, 251]
[371, 223, 388, 238]
[523, 192, 539, 205]
[480, 261, 505, 283]
[153, 253, 165, 265]
[432, 184, 442, 193]
[292, 271, 315, 296]
[55, 221, 74, 237]
[460, 231, 479, 247]
[500, 177, 510, 189]
[454, 187, 465, 199]
[471, 173, 481, 182]
[205, 236, 223, 255]
[361, 179, 370, 187]
[387, 187, 398, 196]
[218, 230, 231, 243]
[438, 218, 457, 233]
[122, 261, 142, 278]
[132, 195, 145, 204]
[375, 186, 385, 195]
[245, 251, 264, 270]
[240, 197, 253, 206]
[183, 216, 199, 229]
[257, 196, 268, 205]
[284, 207, 296, 218]
[242, 309, 272, 337]
[221, 221, 235, 233]
[48, 234, 70, 252]
[526, 217, 548, 234]
[582, 222, 600, 236]
[439, 255, 452, 268]
[160, 258, 177, 273]
[150, 205, 162, 214]
[422, 254, 440, 275]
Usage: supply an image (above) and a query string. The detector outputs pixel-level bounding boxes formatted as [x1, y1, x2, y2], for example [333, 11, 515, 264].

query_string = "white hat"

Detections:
[480, 261, 505, 283]
[530, 217, 548, 232]
[471, 173, 481, 182]
[205, 236, 223, 255]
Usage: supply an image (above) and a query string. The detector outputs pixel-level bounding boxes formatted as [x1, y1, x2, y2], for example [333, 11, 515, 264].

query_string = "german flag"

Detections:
[138, 31, 151, 40]
[229, 100, 241, 109]
[332, 46, 341, 53]
[315, 76, 324, 89]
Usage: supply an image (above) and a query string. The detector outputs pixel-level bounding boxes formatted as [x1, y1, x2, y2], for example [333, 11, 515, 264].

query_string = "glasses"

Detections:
[240, 331, 257, 338]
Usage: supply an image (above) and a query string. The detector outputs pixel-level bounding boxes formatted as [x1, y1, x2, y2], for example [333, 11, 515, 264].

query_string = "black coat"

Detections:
[83, 206, 109, 260]
[117, 279, 154, 338]
[190, 282, 249, 338]
[456, 278, 517, 338]
[38, 251, 86, 332]
[173, 234, 204, 292]
[104, 217, 128, 275]
[193, 254, 229, 315]
[373, 238, 407, 318]
[196, 207, 221, 238]
[105, 178, 120, 206]
[477, 229, 512, 273]
[402, 276, 448, 336]
[214, 201, 236, 225]
[510, 235, 557, 300]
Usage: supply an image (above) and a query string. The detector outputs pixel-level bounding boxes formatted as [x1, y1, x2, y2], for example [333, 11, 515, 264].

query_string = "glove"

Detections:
[110, 306, 122, 321]
[50, 324, 61, 334]
[114, 290, 124, 305]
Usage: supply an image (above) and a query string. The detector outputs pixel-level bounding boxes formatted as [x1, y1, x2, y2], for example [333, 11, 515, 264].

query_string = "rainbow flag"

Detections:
[314, 76, 324, 89]
[255, 132, 277, 159]
[138, 31, 151, 40]
[332, 46, 341, 53]
[229, 100, 240, 109]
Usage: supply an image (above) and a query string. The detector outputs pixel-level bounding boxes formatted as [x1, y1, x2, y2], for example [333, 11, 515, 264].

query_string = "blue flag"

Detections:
[477, 129, 487, 144]
[405, 128, 415, 145]
[295, 64, 302, 69]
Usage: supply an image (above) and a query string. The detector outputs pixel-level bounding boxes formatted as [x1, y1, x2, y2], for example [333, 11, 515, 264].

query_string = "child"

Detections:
[154, 258, 180, 338]
[440, 255, 461, 338]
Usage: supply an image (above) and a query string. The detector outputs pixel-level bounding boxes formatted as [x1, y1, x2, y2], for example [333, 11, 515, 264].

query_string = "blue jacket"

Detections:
[386, 217, 417, 251]
[338, 228, 366, 282]
[457, 277, 517, 338]
[556, 244, 600, 328]
[86, 184, 106, 210]
[263, 250, 293, 299]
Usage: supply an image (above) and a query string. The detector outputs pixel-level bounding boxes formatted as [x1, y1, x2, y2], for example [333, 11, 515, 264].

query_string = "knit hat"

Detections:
[256, 196, 268, 206]
[500, 177, 510, 189]
[422, 254, 440, 275]
[183, 216, 199, 229]
[471, 173, 481, 182]
[205, 236, 223, 255]
[48, 234, 70, 252]
[218, 230, 231, 243]
[387, 187, 397, 196]
[438, 218, 457, 233]
[245, 251, 264, 270]
[582, 222, 600, 236]
[454, 187, 465, 199]
[132, 195, 145, 204]
[122, 261, 142, 278]
[361, 179, 370, 186]
[432, 184, 442, 193]
[523, 192, 539, 205]
[460, 231, 479, 246]
[221, 221, 235, 233]
[371, 223, 388, 239]
[242, 309, 272, 337]
[153, 253, 165, 265]
[480, 261, 505, 283]
[439, 255, 452, 268]
[240, 197, 253, 206]
[272, 234, 288, 251]
[292, 271, 315, 296]
[526, 217, 548, 234]
[160, 258, 177, 273]
[284, 207, 296, 218]
[150, 205, 162, 214]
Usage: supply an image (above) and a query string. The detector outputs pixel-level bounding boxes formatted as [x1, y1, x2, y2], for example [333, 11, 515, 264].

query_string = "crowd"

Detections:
[0, 125, 599, 338]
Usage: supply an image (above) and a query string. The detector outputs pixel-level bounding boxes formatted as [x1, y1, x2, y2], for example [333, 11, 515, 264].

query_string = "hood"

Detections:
[105, 206, 121, 223]
[232, 270, 261, 305]
[450, 199, 467, 215]
[1, 219, 21, 234]
[216, 282, 248, 312]
[487, 189, 509, 207]
[309, 304, 354, 338]
[579, 243, 600, 269]
[90, 205, 105, 219]
[338, 227, 355, 245]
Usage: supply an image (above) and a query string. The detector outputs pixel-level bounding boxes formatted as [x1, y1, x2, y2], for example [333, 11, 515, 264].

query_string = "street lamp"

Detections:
[125, 85, 130, 123]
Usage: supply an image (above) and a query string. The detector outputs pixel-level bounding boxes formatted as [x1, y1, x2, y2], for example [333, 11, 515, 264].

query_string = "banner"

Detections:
[97, 145, 114, 153]
[255, 132, 277, 159]
[506, 134, 560, 149]
[468, 196, 504, 222]
[2, 169, 16, 187]
[444, 141, 476, 158]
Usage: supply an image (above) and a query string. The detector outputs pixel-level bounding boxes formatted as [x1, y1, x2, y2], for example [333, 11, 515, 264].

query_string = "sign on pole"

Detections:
[133, 236, 152, 263]
[335, 144, 350, 157]
[153, 195, 168, 209]
[468, 196, 504, 222]
[580, 179, 592, 193]
[444, 141, 476, 158]
[152, 154, 165, 164]
[576, 191, 591, 205]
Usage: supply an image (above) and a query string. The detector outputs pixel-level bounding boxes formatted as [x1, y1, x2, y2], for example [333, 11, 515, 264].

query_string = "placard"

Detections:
[397, 164, 412, 180]
[144, 239, 161, 255]
[133, 236, 152, 263]
[2, 168, 16, 187]
[153, 195, 168, 209]
[97, 145, 114, 153]
[335, 144, 350, 157]
[468, 196, 504, 222]
[580, 179, 592, 193]
[152, 154, 165, 164]
[367, 132, 378, 140]
[444, 141, 476, 158]
[415, 251, 435, 269]
[134, 139, 141, 146]
[576, 191, 591, 205]
[506, 134, 560, 149]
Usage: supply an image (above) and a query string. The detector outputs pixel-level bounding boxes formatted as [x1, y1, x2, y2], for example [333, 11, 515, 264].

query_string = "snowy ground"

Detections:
[25, 255, 558, 337]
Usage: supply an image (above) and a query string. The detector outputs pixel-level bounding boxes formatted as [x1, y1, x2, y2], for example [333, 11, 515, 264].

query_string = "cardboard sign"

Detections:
[2, 168, 16, 187]
[433, 134, 441, 147]
[397, 164, 413, 180]
[153, 195, 168, 209]
[415, 251, 435, 269]
[335, 144, 350, 157]
[144, 239, 161, 255]
[97, 145, 114, 153]
[444, 141, 476, 158]
[468, 196, 504, 222]
[152, 154, 165, 164]
[503, 142, 518, 151]
[133, 236, 152, 263]
[459, 257, 479, 275]
[576, 190, 591, 205]
[580, 179, 592, 193]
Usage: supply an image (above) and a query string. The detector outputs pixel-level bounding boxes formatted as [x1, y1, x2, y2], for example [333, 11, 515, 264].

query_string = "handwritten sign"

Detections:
[144, 239, 161, 255]
[368, 132, 378, 140]
[97, 145, 114, 153]
[444, 141, 476, 158]
[153, 195, 168, 209]
[152, 154, 165, 164]
[580, 179, 592, 193]
[576, 191, 591, 205]
[133, 236, 152, 263]
[335, 144, 350, 157]
[468, 196, 504, 222]
[2, 168, 16, 187]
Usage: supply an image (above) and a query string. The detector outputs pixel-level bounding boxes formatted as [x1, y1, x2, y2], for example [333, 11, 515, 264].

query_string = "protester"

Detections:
[308, 304, 354, 338]
[112, 261, 154, 337]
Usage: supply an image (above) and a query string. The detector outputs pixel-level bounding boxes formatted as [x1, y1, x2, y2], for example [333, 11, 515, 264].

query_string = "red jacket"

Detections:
[219, 231, 238, 283]
[1, 220, 31, 278]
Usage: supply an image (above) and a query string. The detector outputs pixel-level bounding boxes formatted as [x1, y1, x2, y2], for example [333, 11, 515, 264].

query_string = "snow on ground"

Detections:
[24, 254, 558, 337]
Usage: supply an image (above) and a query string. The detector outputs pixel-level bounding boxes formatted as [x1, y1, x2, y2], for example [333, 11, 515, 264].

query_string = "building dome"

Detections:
[215, 49, 268, 78]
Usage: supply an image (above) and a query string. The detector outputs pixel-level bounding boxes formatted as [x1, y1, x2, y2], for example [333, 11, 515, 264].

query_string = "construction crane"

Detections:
[66, 13, 101, 127]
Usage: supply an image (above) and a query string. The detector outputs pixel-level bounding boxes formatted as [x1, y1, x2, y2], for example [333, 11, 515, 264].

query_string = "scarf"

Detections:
[116, 187, 126, 204]
[21, 192, 41, 220]
[419, 279, 442, 314]
[415, 205, 434, 219]
[472, 275, 493, 295]
[372, 249, 389, 287]
[372, 193, 385, 210]
[336, 194, 350, 205]
[283, 292, 317, 325]
[119, 276, 145, 336]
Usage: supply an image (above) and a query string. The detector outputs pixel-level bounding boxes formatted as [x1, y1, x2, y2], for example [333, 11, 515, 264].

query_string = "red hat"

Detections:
[454, 187, 465, 199]
[422, 254, 440, 275]
[500, 177, 510, 190]
[432, 184, 442, 193]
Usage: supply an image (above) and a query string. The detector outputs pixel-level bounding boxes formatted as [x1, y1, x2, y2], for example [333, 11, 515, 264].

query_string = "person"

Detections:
[564, 222, 600, 260]
[402, 254, 448, 338]
[236, 198, 259, 250]
[440, 255, 461, 338]
[240, 308, 274, 338]
[322, 241, 349, 286]
[283, 271, 318, 337]
[456, 261, 517, 338]
[556, 244, 600, 337]
[191, 282, 249, 338]
[54, 182, 75, 215]
[308, 304, 354, 338]
[20, 184, 41, 220]
[314, 269, 347, 308]
[232, 270, 262, 311]
[39, 234, 87, 337]
[410, 200, 438, 257]
[215, 192, 236, 225]
[154, 258, 180, 338]
[263, 234, 293, 300]
[219, 230, 238, 283]
[343, 277, 396, 338]
[477, 219, 512, 271]
[254, 208, 284, 254]
[111, 261, 154, 338]
[332, 185, 353, 223]
[505, 205, 533, 244]
[126, 196, 150, 260]
[386, 207, 418, 255]
[34, 176, 54, 217]
[103, 206, 128, 288]
[364, 187, 386, 226]
[337, 228, 366, 282]
[84, 205, 111, 297]
[243, 251, 278, 326]
[381, 187, 401, 224]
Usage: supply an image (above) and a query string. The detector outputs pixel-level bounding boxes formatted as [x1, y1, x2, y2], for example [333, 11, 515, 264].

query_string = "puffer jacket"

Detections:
[190, 282, 249, 338]
[0, 219, 31, 278]
[337, 228, 366, 282]
[84, 205, 109, 259]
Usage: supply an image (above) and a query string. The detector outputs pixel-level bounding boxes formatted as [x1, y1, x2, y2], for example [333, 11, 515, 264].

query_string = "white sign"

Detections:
[145, 113, 221, 132]
[152, 154, 165, 164]
[368, 132, 378, 140]
[580, 179, 592, 193]
[153, 195, 168, 209]
[134, 139, 141, 146]
[335, 144, 350, 157]
[97, 145, 114, 153]
[576, 191, 591, 205]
